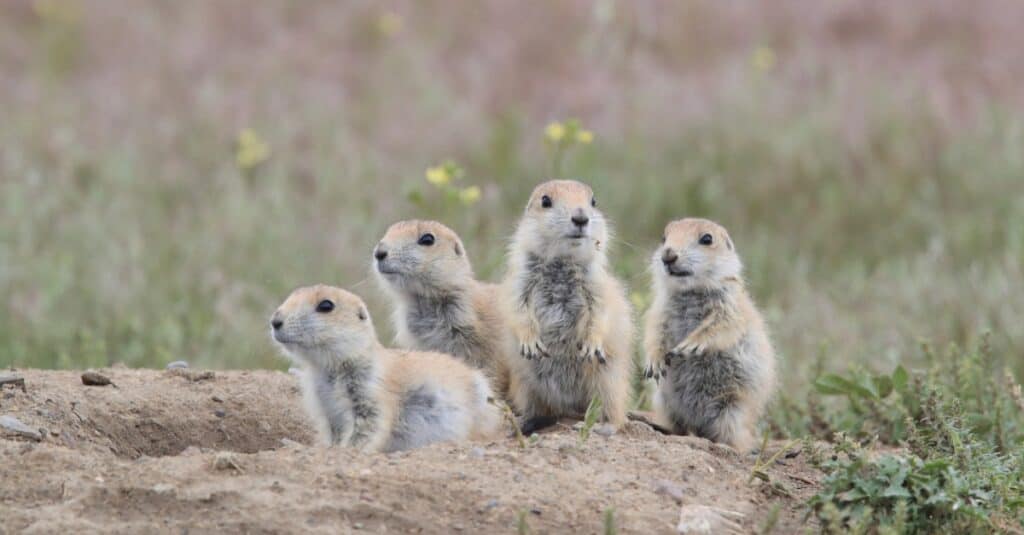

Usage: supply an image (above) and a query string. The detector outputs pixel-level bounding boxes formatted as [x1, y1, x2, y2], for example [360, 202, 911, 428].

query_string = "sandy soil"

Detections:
[0, 368, 819, 534]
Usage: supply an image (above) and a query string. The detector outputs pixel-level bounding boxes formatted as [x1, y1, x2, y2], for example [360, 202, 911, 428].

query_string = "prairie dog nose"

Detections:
[571, 212, 589, 228]
[662, 249, 679, 265]
[374, 245, 388, 261]
[271, 317, 283, 330]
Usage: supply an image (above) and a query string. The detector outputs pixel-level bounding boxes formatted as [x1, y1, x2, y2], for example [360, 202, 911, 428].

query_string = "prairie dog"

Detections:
[643, 219, 776, 452]
[372, 220, 513, 398]
[270, 285, 501, 452]
[501, 180, 633, 433]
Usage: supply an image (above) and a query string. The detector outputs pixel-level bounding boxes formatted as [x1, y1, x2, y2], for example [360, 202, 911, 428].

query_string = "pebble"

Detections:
[165, 361, 189, 370]
[469, 447, 486, 459]
[593, 423, 616, 437]
[212, 451, 243, 471]
[653, 479, 685, 504]
[0, 415, 42, 441]
[81, 371, 112, 386]
[480, 499, 500, 512]
[214, 409, 226, 418]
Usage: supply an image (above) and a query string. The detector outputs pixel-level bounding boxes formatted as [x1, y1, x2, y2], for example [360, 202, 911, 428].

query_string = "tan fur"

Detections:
[373, 220, 514, 398]
[643, 219, 776, 452]
[270, 285, 501, 452]
[501, 180, 633, 427]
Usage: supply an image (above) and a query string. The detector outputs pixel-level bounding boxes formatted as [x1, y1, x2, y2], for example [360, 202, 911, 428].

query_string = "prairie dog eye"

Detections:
[591, 197, 597, 207]
[661, 235, 666, 244]
[699, 233, 713, 246]
[418, 233, 435, 246]
[357, 307, 367, 321]
[541, 195, 552, 208]
[316, 300, 335, 313]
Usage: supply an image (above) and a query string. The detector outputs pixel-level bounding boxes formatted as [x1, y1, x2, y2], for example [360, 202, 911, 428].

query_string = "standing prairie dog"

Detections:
[372, 220, 513, 398]
[502, 180, 633, 433]
[643, 219, 776, 452]
[270, 285, 501, 452]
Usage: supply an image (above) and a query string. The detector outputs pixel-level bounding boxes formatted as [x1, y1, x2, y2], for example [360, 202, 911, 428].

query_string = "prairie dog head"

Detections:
[515, 179, 607, 261]
[270, 285, 377, 369]
[653, 218, 742, 291]
[373, 220, 473, 297]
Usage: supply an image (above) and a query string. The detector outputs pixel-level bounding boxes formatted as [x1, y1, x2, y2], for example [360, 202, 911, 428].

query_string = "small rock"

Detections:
[166, 368, 215, 382]
[469, 447, 486, 459]
[653, 479, 685, 504]
[165, 360, 189, 370]
[280, 437, 304, 449]
[479, 499, 500, 513]
[0, 415, 42, 441]
[212, 451, 243, 471]
[677, 504, 744, 534]
[593, 423, 616, 437]
[0, 375, 26, 392]
[211, 395, 223, 403]
[214, 409, 226, 418]
[152, 483, 175, 493]
[530, 508, 542, 516]
[81, 371, 112, 387]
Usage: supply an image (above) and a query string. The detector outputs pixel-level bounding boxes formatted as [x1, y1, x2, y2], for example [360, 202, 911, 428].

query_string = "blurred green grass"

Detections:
[1, 2, 1021, 403]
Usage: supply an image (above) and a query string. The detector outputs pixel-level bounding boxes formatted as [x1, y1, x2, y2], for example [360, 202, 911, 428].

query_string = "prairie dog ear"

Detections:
[726, 236, 734, 250]
[453, 241, 463, 256]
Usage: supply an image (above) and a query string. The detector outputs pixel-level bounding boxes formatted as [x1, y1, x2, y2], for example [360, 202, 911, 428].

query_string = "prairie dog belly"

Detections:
[523, 357, 595, 415]
[657, 338, 754, 438]
[526, 255, 593, 359]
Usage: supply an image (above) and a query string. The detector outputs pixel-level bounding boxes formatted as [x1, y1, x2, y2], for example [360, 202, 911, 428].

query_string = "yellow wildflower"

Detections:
[545, 122, 566, 143]
[459, 185, 481, 205]
[425, 166, 450, 186]
[376, 11, 403, 37]
[576, 129, 594, 144]
[236, 128, 270, 170]
[751, 46, 776, 72]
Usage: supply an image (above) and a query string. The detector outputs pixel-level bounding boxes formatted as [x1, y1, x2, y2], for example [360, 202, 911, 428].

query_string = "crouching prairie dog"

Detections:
[270, 285, 502, 452]
[643, 218, 776, 452]
[501, 180, 633, 434]
[372, 220, 514, 399]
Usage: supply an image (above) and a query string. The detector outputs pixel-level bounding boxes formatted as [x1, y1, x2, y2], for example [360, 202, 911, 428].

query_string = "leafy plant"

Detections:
[806, 336, 1024, 533]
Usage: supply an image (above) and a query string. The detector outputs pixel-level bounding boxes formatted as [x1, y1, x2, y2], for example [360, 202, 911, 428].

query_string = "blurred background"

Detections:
[1, 1, 1021, 411]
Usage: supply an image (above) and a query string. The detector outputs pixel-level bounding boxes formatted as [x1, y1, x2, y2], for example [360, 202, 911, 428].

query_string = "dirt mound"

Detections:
[1, 369, 819, 533]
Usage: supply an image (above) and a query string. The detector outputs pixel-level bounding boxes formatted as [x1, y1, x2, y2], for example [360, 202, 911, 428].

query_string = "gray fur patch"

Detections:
[658, 287, 749, 441]
[521, 254, 594, 358]
[661, 338, 752, 440]
[517, 254, 598, 417]
[385, 384, 462, 452]
[658, 287, 727, 355]
[404, 290, 489, 369]
[522, 357, 592, 416]
[316, 361, 379, 447]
